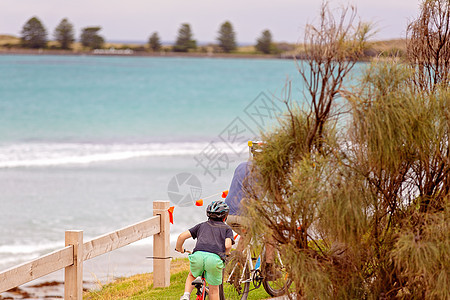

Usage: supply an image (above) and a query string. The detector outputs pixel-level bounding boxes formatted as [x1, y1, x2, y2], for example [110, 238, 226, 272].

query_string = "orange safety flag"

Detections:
[222, 190, 229, 198]
[168, 206, 174, 224]
[195, 199, 203, 206]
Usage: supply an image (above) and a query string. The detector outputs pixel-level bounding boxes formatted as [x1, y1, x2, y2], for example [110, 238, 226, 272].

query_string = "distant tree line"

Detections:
[20, 16, 104, 50]
[18, 16, 280, 54]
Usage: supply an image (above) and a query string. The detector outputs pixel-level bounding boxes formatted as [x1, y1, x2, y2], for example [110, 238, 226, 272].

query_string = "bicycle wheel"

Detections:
[262, 248, 292, 297]
[220, 251, 250, 300]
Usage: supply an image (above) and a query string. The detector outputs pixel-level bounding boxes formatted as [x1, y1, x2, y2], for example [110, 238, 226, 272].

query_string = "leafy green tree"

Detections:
[255, 30, 273, 54]
[173, 23, 196, 52]
[53, 18, 75, 49]
[148, 32, 162, 51]
[217, 21, 237, 53]
[80, 27, 105, 49]
[21, 17, 47, 48]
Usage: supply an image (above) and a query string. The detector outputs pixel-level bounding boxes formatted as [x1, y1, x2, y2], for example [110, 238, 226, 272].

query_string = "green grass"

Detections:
[132, 268, 190, 299]
[222, 282, 272, 300]
[84, 258, 189, 299]
[84, 258, 272, 299]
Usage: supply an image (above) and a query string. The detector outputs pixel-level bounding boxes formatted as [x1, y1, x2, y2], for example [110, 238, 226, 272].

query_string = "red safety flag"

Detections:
[168, 206, 174, 224]
[222, 190, 229, 198]
[234, 234, 239, 240]
[195, 199, 203, 206]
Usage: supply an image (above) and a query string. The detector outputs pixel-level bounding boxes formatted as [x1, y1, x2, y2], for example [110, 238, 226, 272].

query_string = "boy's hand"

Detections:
[175, 247, 185, 253]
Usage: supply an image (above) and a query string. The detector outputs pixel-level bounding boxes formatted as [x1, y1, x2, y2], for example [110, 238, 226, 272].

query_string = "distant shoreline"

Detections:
[0, 48, 287, 60]
[0, 36, 407, 61]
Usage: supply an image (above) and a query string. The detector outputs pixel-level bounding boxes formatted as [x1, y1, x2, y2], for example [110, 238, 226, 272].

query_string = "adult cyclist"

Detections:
[224, 141, 278, 279]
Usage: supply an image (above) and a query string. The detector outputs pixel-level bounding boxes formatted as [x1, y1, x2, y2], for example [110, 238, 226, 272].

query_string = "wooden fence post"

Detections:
[64, 230, 83, 300]
[153, 201, 170, 287]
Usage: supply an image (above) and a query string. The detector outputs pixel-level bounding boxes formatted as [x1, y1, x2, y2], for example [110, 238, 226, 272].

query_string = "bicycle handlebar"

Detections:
[175, 248, 192, 254]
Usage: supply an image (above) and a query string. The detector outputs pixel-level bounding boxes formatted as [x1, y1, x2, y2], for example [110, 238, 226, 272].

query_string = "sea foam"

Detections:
[0, 142, 239, 168]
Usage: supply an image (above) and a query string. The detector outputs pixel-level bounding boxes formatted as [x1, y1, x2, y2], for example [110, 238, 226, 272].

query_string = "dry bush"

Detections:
[245, 1, 449, 299]
[407, 0, 450, 91]
[295, 1, 371, 151]
[347, 61, 449, 298]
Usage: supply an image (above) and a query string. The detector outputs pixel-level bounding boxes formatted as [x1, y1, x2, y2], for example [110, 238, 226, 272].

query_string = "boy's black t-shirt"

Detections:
[189, 219, 235, 260]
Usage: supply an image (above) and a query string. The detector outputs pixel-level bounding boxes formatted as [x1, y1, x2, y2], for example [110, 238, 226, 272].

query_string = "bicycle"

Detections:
[220, 238, 292, 300]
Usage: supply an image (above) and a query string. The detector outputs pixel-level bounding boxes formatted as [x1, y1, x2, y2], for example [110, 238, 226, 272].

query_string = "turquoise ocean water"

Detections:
[0, 54, 303, 281]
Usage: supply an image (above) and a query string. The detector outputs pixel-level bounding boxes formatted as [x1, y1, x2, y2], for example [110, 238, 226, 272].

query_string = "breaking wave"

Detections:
[0, 142, 240, 168]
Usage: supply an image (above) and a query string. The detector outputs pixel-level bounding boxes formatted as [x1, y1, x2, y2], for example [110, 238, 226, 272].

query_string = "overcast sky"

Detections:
[0, 0, 420, 44]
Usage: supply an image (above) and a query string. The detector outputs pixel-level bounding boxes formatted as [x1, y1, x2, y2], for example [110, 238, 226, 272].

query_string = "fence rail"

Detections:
[0, 246, 74, 292]
[0, 200, 170, 299]
[83, 215, 160, 261]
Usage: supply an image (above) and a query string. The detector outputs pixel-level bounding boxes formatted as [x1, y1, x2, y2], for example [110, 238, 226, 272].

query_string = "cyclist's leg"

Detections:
[183, 252, 205, 298]
[264, 235, 283, 281]
[226, 214, 249, 252]
[265, 236, 275, 264]
[183, 271, 196, 294]
[262, 238, 291, 296]
[208, 285, 220, 300]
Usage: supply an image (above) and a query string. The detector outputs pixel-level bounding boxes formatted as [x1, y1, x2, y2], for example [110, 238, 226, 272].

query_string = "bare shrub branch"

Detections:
[296, 2, 371, 151]
[407, 0, 450, 91]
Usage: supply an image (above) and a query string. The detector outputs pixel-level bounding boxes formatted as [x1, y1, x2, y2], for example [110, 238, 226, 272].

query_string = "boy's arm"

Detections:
[225, 237, 232, 255]
[175, 230, 192, 253]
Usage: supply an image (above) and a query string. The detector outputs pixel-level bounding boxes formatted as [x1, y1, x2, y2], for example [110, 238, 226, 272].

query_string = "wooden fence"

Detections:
[0, 200, 171, 299]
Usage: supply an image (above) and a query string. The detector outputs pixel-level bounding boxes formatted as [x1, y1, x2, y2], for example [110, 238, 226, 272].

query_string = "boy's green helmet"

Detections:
[206, 200, 229, 219]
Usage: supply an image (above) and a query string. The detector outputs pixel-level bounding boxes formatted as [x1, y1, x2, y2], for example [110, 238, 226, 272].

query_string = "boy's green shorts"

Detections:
[188, 251, 224, 286]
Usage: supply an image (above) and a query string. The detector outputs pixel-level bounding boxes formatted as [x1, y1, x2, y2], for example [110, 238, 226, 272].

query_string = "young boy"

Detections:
[175, 200, 234, 300]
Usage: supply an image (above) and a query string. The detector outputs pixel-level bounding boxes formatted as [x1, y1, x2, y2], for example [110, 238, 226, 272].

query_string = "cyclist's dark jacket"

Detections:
[189, 219, 235, 260]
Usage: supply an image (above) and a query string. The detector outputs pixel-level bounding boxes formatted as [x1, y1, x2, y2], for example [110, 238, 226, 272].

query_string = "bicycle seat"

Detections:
[192, 276, 203, 287]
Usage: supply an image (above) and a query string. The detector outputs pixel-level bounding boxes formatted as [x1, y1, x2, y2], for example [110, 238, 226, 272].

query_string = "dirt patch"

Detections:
[0, 281, 66, 299]
[0, 286, 31, 299]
